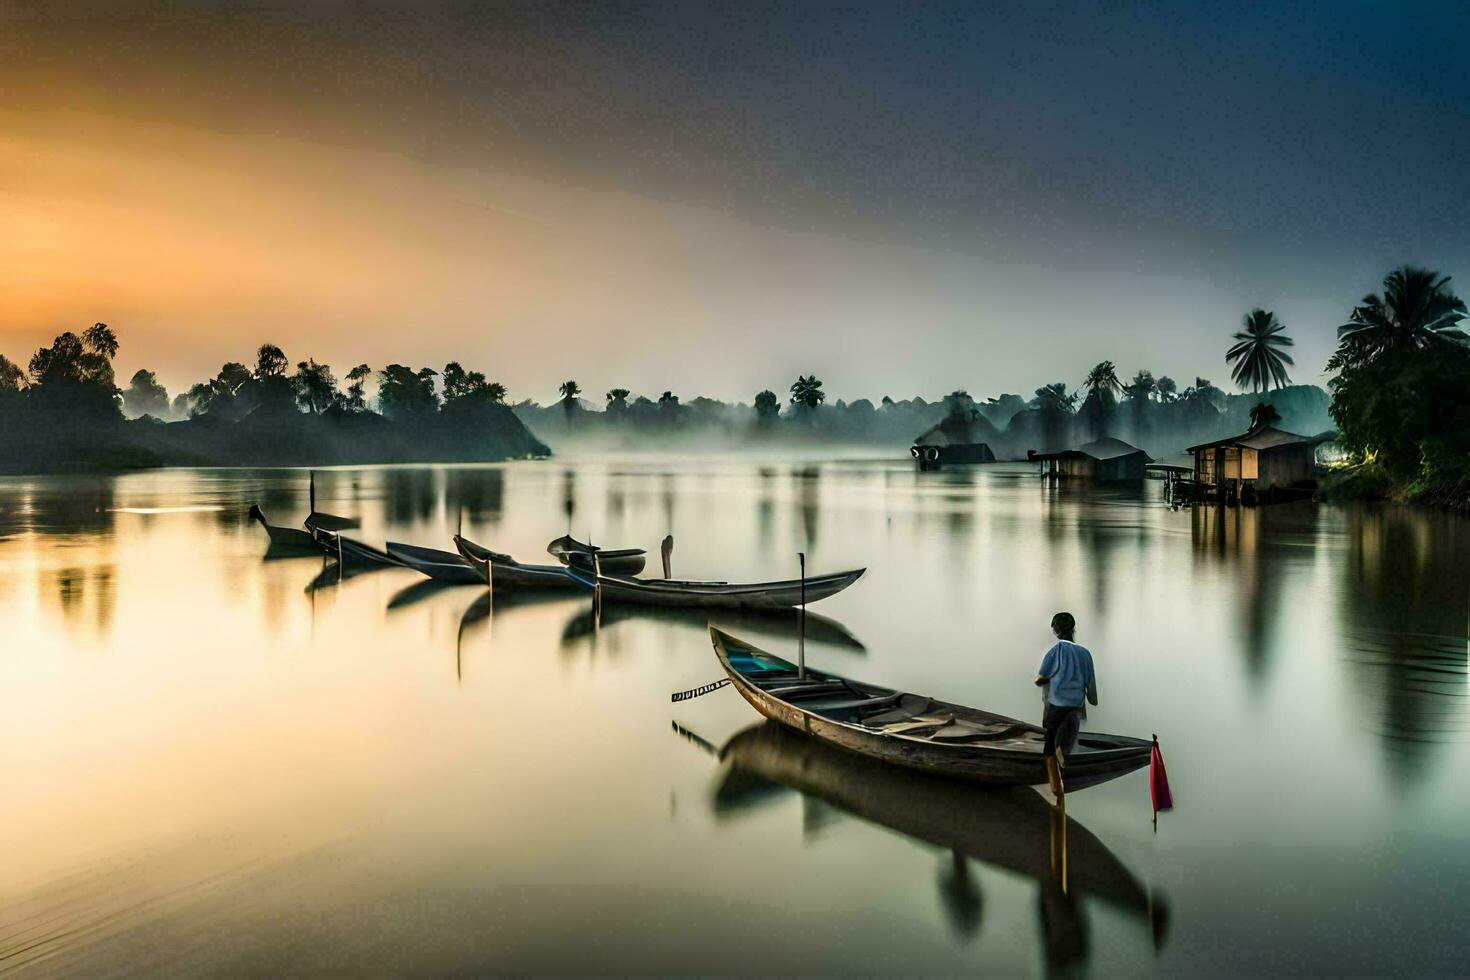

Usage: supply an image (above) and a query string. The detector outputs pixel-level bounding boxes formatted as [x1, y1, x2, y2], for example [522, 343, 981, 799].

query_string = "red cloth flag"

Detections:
[1150, 735, 1173, 813]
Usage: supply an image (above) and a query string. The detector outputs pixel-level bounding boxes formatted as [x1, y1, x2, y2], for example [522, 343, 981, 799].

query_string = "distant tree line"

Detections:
[3, 263, 1464, 498]
[0, 330, 544, 473]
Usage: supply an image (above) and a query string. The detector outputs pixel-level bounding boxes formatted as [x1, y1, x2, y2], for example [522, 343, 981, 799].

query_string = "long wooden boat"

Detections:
[248, 505, 317, 549]
[452, 534, 577, 590]
[546, 535, 647, 576]
[710, 628, 1152, 790]
[564, 566, 864, 610]
[309, 526, 401, 566]
[386, 542, 482, 584]
[710, 720, 1165, 941]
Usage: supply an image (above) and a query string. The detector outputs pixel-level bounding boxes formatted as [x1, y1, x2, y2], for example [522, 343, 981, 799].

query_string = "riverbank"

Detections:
[1318, 461, 1470, 510]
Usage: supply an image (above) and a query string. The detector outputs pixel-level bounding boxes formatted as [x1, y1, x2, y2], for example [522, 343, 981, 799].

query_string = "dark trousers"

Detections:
[1042, 703, 1083, 757]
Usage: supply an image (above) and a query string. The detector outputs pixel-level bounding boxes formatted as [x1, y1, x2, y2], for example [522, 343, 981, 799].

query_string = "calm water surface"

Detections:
[2, 458, 1467, 975]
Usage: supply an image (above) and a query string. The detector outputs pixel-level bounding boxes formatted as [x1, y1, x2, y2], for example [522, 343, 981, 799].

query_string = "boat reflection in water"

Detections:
[701, 721, 1167, 970]
[560, 603, 866, 653]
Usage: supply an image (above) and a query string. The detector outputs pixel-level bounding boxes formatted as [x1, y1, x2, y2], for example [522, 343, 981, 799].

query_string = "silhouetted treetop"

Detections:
[1333, 266, 1468, 370]
[1226, 309, 1294, 392]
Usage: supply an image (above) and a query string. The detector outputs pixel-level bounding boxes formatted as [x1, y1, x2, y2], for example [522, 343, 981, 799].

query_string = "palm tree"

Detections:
[1226, 309, 1294, 392]
[1081, 361, 1123, 402]
[790, 375, 825, 410]
[1248, 401, 1282, 431]
[486, 382, 507, 405]
[1334, 266, 1468, 366]
[558, 379, 581, 426]
[344, 364, 372, 411]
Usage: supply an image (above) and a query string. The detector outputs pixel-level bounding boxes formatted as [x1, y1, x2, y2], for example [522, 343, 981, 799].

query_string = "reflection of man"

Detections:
[1034, 612, 1098, 797]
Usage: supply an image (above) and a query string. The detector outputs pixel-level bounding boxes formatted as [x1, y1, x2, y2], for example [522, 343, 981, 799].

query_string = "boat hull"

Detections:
[386, 542, 482, 584]
[453, 536, 576, 591]
[712, 629, 1151, 790]
[566, 567, 864, 610]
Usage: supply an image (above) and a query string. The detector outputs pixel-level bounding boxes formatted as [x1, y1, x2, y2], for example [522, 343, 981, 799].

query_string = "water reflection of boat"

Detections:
[709, 721, 1167, 958]
[560, 604, 866, 652]
[387, 578, 458, 610]
[564, 565, 865, 610]
[547, 534, 647, 576]
[712, 629, 1152, 790]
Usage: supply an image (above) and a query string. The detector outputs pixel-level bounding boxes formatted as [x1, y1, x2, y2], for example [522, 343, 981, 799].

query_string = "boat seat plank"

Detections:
[764, 681, 853, 700]
[880, 715, 954, 735]
[928, 722, 1032, 743]
[858, 695, 934, 727]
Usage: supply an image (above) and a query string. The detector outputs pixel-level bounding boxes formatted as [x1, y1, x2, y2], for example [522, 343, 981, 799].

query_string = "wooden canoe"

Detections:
[564, 566, 864, 610]
[386, 542, 482, 584]
[309, 526, 401, 566]
[452, 534, 578, 590]
[710, 720, 1166, 939]
[248, 505, 317, 549]
[710, 628, 1152, 790]
[546, 534, 647, 576]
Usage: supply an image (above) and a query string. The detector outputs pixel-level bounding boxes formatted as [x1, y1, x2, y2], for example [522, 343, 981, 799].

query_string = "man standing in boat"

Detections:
[1034, 612, 1098, 797]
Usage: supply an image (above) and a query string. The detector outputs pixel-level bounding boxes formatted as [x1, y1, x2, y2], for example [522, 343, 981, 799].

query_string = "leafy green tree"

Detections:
[377, 364, 439, 417]
[292, 359, 339, 413]
[754, 389, 780, 419]
[485, 382, 507, 405]
[790, 375, 825, 410]
[605, 388, 631, 418]
[1330, 344, 1470, 488]
[1226, 309, 1294, 392]
[1125, 370, 1156, 401]
[0, 353, 24, 392]
[1333, 266, 1469, 369]
[26, 324, 121, 417]
[658, 390, 679, 408]
[1328, 269, 1470, 498]
[344, 364, 372, 411]
[1156, 376, 1178, 402]
[122, 369, 170, 418]
[1033, 382, 1078, 415]
[255, 343, 288, 378]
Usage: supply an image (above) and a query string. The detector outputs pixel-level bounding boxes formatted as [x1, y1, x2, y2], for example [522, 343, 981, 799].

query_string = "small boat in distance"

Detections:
[564, 566, 864, 610]
[453, 534, 578, 590]
[710, 628, 1152, 790]
[546, 535, 647, 576]
[386, 542, 482, 584]
[248, 505, 317, 549]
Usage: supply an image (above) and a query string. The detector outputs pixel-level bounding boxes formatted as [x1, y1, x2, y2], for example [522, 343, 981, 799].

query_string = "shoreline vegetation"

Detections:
[1, 265, 1465, 507]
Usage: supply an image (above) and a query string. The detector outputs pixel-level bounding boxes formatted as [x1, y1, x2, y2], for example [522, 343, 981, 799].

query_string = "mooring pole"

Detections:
[310, 471, 316, 514]
[593, 548, 603, 626]
[798, 551, 806, 680]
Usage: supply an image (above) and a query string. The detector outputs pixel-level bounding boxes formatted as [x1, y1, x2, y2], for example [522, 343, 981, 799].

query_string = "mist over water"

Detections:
[2, 458, 1467, 973]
